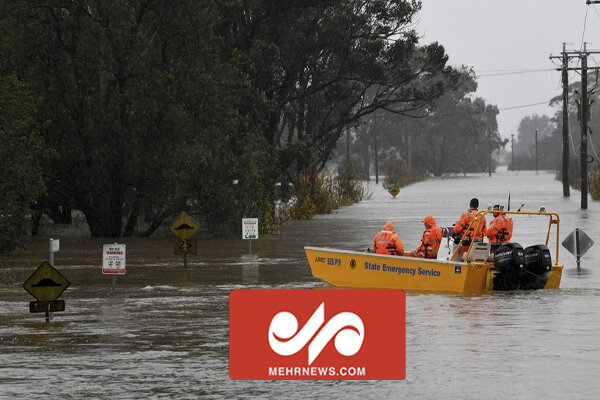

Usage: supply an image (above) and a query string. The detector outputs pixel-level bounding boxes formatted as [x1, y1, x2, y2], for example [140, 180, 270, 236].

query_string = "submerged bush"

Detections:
[292, 164, 367, 219]
[383, 164, 425, 189]
[590, 168, 600, 200]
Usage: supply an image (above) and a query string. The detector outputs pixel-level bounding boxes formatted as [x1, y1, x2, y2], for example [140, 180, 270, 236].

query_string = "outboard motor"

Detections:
[492, 243, 525, 291]
[521, 245, 552, 290]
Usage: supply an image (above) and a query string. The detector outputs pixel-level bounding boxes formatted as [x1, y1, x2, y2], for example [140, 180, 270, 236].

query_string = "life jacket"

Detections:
[373, 230, 402, 255]
[414, 225, 443, 259]
[454, 208, 486, 240]
[487, 214, 513, 244]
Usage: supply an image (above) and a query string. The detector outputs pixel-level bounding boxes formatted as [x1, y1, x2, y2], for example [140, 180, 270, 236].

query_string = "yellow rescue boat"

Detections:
[305, 210, 563, 294]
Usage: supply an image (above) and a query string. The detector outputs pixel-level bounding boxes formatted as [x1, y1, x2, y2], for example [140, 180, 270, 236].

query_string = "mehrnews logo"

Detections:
[269, 302, 364, 365]
[229, 289, 405, 380]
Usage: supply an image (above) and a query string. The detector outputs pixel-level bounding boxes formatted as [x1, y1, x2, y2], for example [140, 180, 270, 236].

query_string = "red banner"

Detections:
[229, 289, 405, 380]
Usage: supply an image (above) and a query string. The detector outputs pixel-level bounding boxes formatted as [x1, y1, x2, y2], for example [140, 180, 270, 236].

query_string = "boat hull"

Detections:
[305, 247, 562, 294]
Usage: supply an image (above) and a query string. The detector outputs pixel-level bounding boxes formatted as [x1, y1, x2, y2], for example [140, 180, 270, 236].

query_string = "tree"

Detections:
[0, 71, 47, 253]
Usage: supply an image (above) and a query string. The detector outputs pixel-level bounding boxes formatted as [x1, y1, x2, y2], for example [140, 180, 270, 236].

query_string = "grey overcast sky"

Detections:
[416, 0, 600, 139]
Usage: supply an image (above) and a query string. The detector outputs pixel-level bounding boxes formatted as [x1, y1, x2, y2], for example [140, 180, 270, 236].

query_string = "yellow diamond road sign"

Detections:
[169, 212, 199, 239]
[23, 262, 70, 301]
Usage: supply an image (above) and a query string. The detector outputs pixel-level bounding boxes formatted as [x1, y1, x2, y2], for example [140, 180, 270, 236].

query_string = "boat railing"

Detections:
[450, 209, 561, 266]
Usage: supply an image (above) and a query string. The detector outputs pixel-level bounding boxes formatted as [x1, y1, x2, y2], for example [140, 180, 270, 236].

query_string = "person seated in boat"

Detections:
[485, 205, 513, 252]
[373, 222, 405, 256]
[406, 215, 442, 259]
[452, 198, 486, 256]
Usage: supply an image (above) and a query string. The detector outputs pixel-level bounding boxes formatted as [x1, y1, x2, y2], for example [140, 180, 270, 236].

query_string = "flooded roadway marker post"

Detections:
[242, 218, 258, 257]
[49, 238, 60, 266]
[169, 212, 200, 269]
[102, 243, 126, 295]
[23, 262, 70, 323]
[562, 228, 595, 270]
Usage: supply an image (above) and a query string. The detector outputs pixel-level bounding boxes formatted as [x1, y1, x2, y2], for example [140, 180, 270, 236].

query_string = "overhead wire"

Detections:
[581, 5, 589, 51]
[497, 101, 550, 111]
[588, 130, 600, 164]
[592, 3, 600, 23]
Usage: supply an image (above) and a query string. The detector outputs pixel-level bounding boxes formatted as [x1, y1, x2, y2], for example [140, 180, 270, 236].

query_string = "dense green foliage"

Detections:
[0, 72, 47, 253]
[0, 0, 467, 251]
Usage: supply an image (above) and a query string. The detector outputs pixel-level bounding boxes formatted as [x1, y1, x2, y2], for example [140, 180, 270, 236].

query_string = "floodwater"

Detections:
[1, 169, 599, 399]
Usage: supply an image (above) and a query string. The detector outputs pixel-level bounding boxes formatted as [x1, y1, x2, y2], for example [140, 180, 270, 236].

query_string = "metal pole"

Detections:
[562, 43, 571, 197]
[576, 228, 581, 270]
[49, 238, 54, 266]
[111, 275, 116, 295]
[184, 253, 187, 270]
[581, 44, 589, 209]
[249, 239, 252, 257]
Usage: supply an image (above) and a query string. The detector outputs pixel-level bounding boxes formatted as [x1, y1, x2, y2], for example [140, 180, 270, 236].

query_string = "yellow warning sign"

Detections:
[388, 186, 400, 198]
[174, 239, 198, 255]
[23, 262, 70, 301]
[169, 212, 199, 239]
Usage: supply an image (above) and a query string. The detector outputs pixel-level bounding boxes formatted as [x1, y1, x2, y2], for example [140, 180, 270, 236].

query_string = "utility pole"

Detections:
[346, 129, 350, 165]
[374, 129, 379, 184]
[581, 43, 589, 209]
[535, 129, 538, 174]
[511, 134, 514, 171]
[550, 42, 600, 207]
[561, 43, 570, 197]
[487, 129, 492, 177]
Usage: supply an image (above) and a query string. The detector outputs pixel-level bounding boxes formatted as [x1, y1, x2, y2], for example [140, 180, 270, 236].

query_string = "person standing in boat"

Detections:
[373, 222, 405, 255]
[453, 198, 487, 245]
[406, 215, 442, 259]
[485, 205, 513, 251]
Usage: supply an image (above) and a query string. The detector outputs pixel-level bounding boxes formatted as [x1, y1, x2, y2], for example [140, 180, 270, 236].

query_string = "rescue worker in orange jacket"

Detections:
[485, 205, 513, 246]
[453, 198, 486, 242]
[373, 222, 404, 256]
[406, 215, 442, 259]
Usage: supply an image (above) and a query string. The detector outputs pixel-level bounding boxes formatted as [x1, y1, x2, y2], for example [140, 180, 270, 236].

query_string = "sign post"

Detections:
[562, 228, 595, 270]
[242, 218, 259, 257]
[102, 243, 126, 294]
[23, 262, 70, 322]
[49, 238, 60, 266]
[169, 212, 200, 269]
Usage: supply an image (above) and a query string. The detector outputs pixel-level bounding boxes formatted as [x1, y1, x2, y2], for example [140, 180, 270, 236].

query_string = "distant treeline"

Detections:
[0, 1, 503, 253]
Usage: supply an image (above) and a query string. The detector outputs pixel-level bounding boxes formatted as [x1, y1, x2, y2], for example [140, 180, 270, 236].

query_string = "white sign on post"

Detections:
[242, 218, 259, 240]
[49, 238, 60, 252]
[102, 244, 126, 275]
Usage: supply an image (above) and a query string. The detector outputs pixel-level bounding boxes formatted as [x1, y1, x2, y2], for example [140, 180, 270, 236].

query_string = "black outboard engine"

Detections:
[492, 243, 525, 291]
[521, 245, 552, 290]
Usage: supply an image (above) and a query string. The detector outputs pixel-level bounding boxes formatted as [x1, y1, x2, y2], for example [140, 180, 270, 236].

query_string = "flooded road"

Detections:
[1, 169, 600, 399]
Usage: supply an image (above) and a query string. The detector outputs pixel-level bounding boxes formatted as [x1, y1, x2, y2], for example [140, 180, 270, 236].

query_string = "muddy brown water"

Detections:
[1, 170, 599, 399]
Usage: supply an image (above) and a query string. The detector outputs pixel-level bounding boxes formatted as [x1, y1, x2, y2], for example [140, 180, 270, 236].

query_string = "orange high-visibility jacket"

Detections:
[485, 214, 513, 244]
[454, 208, 486, 240]
[411, 225, 442, 259]
[373, 230, 404, 255]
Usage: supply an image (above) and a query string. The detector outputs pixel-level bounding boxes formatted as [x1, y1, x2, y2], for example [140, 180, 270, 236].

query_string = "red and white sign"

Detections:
[229, 289, 405, 380]
[102, 244, 126, 275]
[242, 218, 258, 239]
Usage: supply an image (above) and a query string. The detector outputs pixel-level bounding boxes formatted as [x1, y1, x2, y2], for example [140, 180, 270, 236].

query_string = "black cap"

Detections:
[470, 198, 479, 208]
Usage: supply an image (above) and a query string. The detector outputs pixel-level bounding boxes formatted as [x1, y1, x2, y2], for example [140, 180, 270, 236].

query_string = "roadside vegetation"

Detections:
[0, 1, 504, 254]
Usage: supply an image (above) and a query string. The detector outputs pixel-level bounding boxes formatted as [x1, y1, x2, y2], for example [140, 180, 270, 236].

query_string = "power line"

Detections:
[592, 4, 600, 21]
[477, 69, 554, 77]
[497, 101, 550, 111]
[581, 5, 589, 51]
